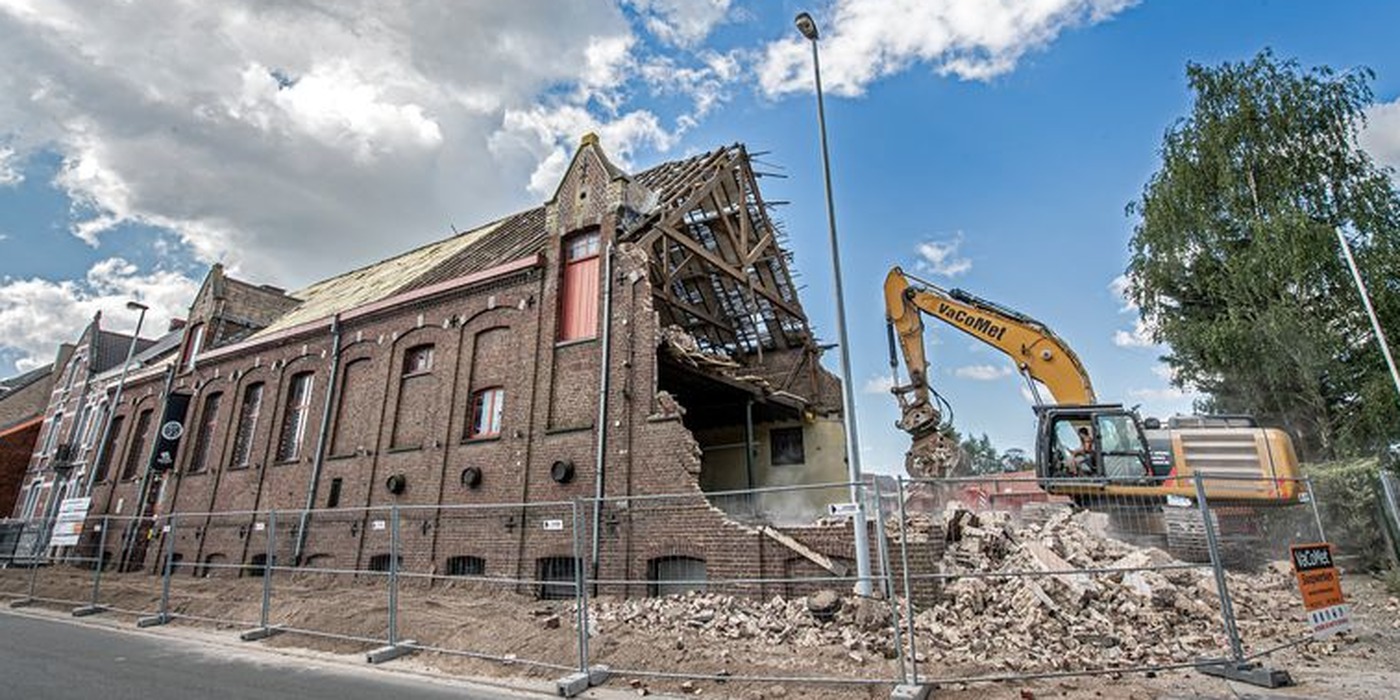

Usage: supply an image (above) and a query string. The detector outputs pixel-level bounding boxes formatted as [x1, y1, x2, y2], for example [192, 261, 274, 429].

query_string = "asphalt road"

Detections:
[0, 611, 541, 700]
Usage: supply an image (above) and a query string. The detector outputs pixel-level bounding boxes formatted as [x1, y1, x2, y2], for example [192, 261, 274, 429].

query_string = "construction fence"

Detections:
[0, 473, 1336, 694]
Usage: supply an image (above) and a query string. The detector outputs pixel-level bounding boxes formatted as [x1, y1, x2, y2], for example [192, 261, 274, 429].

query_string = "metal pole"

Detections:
[799, 13, 872, 596]
[744, 399, 755, 514]
[590, 243, 615, 584]
[83, 304, 147, 498]
[871, 479, 907, 684]
[1304, 477, 1327, 543]
[1194, 473, 1244, 663]
[91, 517, 109, 607]
[387, 504, 399, 647]
[261, 510, 276, 630]
[896, 476, 919, 683]
[1336, 230, 1400, 403]
[157, 516, 176, 620]
[572, 499, 589, 673]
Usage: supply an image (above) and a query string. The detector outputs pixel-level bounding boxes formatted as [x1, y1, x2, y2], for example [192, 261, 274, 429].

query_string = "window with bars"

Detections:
[186, 392, 222, 473]
[445, 555, 485, 577]
[558, 230, 600, 341]
[230, 383, 264, 468]
[120, 409, 154, 481]
[466, 387, 504, 439]
[275, 372, 314, 462]
[368, 553, 402, 572]
[770, 426, 806, 466]
[535, 556, 578, 600]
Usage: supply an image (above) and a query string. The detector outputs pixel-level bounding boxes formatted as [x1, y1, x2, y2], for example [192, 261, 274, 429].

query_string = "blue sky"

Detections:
[1, 1, 1398, 472]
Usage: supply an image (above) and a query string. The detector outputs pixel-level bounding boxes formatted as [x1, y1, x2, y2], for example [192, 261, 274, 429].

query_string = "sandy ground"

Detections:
[0, 563, 1396, 699]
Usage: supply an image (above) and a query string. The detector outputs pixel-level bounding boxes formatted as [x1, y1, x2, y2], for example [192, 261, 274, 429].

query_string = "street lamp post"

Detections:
[796, 11, 873, 597]
[82, 301, 148, 498]
[1335, 230, 1400, 402]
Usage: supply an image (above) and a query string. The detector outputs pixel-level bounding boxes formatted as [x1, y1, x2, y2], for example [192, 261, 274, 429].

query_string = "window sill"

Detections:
[326, 453, 360, 461]
[554, 337, 597, 349]
[546, 424, 594, 436]
[272, 459, 301, 466]
[386, 445, 423, 454]
[461, 435, 501, 445]
[226, 464, 252, 472]
[401, 370, 433, 380]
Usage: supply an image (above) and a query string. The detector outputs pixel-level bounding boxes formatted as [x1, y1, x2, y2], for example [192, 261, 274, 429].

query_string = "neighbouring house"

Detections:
[12, 137, 936, 596]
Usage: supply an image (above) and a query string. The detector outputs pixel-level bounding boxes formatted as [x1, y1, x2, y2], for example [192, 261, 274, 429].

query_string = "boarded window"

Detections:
[445, 555, 485, 577]
[120, 409, 154, 481]
[230, 383, 264, 468]
[92, 415, 123, 482]
[275, 372, 314, 462]
[245, 553, 274, 577]
[392, 346, 437, 449]
[770, 427, 805, 466]
[535, 556, 578, 600]
[558, 231, 601, 341]
[467, 387, 504, 439]
[648, 556, 707, 597]
[186, 392, 222, 473]
[326, 477, 343, 509]
[330, 359, 372, 456]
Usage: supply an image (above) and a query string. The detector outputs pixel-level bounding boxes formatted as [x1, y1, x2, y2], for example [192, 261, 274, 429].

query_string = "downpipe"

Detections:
[295, 315, 342, 564]
[590, 242, 615, 584]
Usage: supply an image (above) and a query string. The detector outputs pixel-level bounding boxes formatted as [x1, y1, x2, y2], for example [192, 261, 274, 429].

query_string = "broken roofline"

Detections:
[196, 254, 542, 364]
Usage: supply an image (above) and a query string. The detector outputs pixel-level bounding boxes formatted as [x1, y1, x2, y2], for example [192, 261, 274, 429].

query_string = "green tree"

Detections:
[1127, 50, 1400, 460]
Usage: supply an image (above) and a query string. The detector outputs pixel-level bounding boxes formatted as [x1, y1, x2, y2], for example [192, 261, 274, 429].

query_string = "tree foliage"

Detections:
[1127, 50, 1400, 460]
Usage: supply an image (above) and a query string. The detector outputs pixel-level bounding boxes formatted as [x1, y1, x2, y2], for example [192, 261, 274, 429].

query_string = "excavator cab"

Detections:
[1035, 405, 1154, 485]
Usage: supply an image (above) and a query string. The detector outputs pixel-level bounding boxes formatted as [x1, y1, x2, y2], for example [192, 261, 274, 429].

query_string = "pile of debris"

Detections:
[586, 503, 1318, 675]
[900, 503, 1307, 672]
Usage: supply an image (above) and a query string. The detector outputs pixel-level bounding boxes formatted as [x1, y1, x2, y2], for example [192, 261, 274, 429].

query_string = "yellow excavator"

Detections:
[883, 266, 1302, 513]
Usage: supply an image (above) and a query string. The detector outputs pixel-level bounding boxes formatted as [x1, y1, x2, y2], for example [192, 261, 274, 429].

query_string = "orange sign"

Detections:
[1290, 543, 1350, 638]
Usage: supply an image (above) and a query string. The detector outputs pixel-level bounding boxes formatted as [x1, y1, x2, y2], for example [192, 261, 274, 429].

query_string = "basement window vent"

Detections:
[245, 553, 275, 577]
[368, 553, 402, 572]
[535, 556, 578, 600]
[200, 553, 227, 578]
[647, 556, 707, 597]
[445, 555, 485, 577]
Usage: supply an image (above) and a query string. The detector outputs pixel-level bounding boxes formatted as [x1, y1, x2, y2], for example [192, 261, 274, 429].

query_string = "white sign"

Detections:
[253, 522, 265, 532]
[50, 497, 92, 546]
[371, 520, 386, 531]
[542, 519, 564, 531]
[1308, 604, 1352, 638]
[827, 503, 860, 517]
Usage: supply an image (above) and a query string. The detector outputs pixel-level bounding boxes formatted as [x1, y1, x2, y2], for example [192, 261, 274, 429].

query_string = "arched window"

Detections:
[186, 392, 222, 473]
[120, 409, 154, 481]
[275, 372, 314, 462]
[467, 387, 504, 439]
[230, 383, 264, 468]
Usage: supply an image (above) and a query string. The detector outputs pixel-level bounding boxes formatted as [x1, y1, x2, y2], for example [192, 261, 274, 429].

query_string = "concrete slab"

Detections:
[71, 605, 106, 617]
[587, 664, 611, 686]
[890, 684, 933, 700]
[135, 613, 170, 628]
[8, 598, 33, 608]
[365, 640, 417, 665]
[555, 672, 590, 697]
[239, 626, 284, 642]
[1200, 661, 1292, 688]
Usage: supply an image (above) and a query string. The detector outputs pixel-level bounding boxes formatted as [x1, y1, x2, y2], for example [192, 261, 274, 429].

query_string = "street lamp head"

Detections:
[126, 301, 148, 312]
[794, 12, 819, 41]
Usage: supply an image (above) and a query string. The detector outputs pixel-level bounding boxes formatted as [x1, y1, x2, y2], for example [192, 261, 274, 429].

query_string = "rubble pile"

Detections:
[904, 503, 1306, 672]
[588, 503, 1314, 675]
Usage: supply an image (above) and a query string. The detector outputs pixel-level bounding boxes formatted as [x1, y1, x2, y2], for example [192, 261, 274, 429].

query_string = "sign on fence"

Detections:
[826, 502, 859, 517]
[50, 497, 92, 546]
[1290, 543, 1351, 638]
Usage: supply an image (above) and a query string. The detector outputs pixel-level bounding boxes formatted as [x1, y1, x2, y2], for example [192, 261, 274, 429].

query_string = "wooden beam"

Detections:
[656, 221, 805, 320]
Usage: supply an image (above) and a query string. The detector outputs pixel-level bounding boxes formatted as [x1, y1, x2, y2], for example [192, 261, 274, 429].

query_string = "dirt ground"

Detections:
[0, 564, 1396, 699]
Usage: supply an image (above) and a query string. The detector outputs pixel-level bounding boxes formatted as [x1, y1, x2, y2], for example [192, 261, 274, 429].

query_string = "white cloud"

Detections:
[862, 375, 895, 394]
[627, 0, 732, 48]
[0, 259, 198, 370]
[1362, 98, 1400, 174]
[0, 145, 21, 186]
[914, 235, 972, 277]
[0, 1, 723, 288]
[1112, 317, 1155, 348]
[758, 0, 1138, 97]
[954, 363, 1012, 381]
[1109, 273, 1137, 312]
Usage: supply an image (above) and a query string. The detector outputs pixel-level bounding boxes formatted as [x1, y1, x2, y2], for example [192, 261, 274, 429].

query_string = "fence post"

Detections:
[895, 477, 919, 684]
[261, 510, 276, 631]
[1379, 471, 1400, 563]
[138, 515, 177, 627]
[571, 498, 589, 673]
[870, 479, 908, 684]
[388, 504, 399, 647]
[73, 516, 109, 616]
[1303, 476, 1328, 543]
[1194, 473, 1244, 662]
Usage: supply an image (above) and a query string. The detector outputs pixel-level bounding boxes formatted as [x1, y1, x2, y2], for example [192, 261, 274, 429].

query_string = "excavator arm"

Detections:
[884, 266, 1097, 476]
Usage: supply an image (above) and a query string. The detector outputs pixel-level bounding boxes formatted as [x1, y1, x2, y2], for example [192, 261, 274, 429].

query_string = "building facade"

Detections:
[13, 138, 913, 595]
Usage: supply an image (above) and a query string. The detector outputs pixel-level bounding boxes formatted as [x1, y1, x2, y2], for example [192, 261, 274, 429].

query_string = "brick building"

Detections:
[14, 138, 917, 595]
